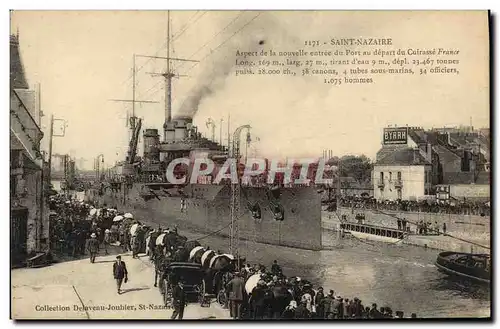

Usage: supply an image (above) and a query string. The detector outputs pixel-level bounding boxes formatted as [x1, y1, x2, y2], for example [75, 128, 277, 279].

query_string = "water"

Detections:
[125, 203, 490, 318]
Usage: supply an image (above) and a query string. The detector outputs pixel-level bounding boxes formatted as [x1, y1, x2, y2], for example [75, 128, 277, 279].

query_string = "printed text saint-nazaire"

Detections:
[330, 38, 393, 46]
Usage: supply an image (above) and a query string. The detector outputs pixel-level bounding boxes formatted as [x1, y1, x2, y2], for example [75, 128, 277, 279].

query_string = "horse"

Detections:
[160, 231, 188, 253]
[155, 231, 168, 256]
[153, 251, 170, 289]
[184, 240, 201, 251]
[200, 249, 216, 268]
[189, 246, 206, 264]
[209, 254, 247, 296]
[210, 254, 247, 272]
[172, 246, 190, 262]
[147, 230, 161, 260]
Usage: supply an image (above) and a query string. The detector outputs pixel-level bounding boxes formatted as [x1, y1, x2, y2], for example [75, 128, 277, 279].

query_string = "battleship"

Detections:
[85, 13, 322, 251]
[86, 114, 322, 251]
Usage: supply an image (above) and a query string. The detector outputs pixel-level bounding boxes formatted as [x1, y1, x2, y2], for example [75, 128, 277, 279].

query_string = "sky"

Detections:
[10, 10, 489, 170]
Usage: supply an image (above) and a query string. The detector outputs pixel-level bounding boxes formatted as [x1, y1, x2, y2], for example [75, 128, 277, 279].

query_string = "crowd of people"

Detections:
[48, 195, 151, 261]
[338, 196, 490, 216]
[222, 260, 417, 320]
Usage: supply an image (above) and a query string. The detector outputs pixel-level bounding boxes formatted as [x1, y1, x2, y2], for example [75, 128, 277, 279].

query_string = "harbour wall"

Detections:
[337, 207, 490, 240]
[331, 207, 490, 253]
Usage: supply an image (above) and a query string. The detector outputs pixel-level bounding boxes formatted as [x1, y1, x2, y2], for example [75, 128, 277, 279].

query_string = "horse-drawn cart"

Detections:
[161, 262, 209, 308]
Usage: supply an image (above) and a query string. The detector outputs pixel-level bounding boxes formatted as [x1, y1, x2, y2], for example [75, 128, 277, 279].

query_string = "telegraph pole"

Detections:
[227, 114, 231, 154]
[220, 118, 224, 147]
[230, 124, 251, 267]
[48, 115, 54, 182]
[337, 159, 341, 210]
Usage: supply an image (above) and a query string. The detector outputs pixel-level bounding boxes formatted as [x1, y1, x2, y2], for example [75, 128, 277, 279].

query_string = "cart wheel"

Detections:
[158, 275, 165, 295]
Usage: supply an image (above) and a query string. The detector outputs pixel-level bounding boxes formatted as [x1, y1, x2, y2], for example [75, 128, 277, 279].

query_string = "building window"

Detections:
[389, 172, 392, 182]
[397, 189, 402, 200]
[380, 172, 384, 181]
[397, 171, 401, 181]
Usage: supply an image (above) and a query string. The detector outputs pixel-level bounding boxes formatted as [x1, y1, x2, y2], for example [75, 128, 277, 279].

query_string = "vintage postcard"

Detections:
[10, 10, 490, 320]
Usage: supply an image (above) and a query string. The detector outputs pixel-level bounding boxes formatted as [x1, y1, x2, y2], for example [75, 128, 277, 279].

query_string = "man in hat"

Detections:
[148, 228, 160, 261]
[86, 233, 100, 263]
[323, 290, 336, 319]
[314, 286, 325, 319]
[171, 278, 186, 320]
[271, 260, 281, 276]
[113, 255, 128, 294]
[369, 303, 382, 319]
[225, 272, 245, 319]
[250, 280, 267, 319]
[103, 229, 111, 255]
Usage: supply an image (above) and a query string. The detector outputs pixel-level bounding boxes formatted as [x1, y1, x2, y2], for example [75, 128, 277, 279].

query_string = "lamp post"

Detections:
[47, 115, 67, 183]
[95, 154, 104, 181]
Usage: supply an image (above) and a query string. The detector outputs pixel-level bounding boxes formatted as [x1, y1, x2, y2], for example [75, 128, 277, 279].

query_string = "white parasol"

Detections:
[124, 213, 134, 219]
[189, 246, 205, 260]
[156, 233, 166, 246]
[113, 215, 124, 222]
[130, 223, 139, 236]
[245, 273, 263, 295]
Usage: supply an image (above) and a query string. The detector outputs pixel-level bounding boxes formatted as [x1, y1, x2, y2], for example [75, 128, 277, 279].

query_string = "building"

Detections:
[10, 33, 49, 265]
[373, 126, 490, 201]
[373, 148, 432, 201]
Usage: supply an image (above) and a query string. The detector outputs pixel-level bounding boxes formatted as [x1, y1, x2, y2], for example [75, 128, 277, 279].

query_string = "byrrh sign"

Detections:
[383, 127, 408, 145]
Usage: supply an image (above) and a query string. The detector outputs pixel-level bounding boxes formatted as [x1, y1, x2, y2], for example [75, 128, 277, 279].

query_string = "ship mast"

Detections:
[109, 55, 159, 163]
[146, 11, 199, 142]
[164, 10, 173, 139]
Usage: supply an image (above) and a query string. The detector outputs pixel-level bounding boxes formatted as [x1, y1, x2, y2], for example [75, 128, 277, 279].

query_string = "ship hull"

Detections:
[87, 183, 322, 250]
[435, 251, 490, 284]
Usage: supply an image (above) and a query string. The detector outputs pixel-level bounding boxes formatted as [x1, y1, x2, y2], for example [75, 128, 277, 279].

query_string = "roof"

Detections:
[13, 89, 37, 121]
[376, 148, 430, 166]
[408, 128, 427, 144]
[10, 35, 29, 89]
